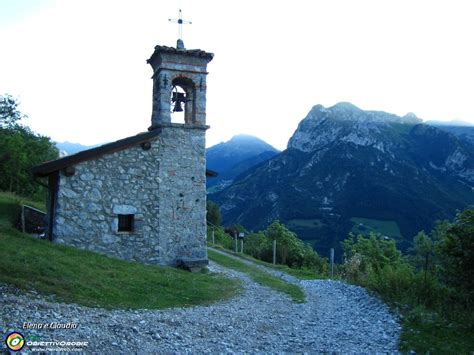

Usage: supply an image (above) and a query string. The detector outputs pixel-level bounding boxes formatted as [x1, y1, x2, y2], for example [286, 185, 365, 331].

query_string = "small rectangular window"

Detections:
[118, 214, 134, 232]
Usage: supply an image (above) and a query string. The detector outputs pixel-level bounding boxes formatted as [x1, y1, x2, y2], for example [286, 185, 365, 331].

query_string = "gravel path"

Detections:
[209, 247, 301, 283]
[1, 255, 401, 353]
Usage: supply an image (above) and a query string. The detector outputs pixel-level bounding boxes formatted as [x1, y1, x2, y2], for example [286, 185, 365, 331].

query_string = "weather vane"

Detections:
[169, 9, 192, 49]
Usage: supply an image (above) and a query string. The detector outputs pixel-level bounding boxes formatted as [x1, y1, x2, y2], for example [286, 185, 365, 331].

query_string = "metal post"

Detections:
[240, 239, 244, 253]
[212, 228, 215, 245]
[234, 233, 238, 253]
[273, 240, 277, 265]
[330, 248, 335, 278]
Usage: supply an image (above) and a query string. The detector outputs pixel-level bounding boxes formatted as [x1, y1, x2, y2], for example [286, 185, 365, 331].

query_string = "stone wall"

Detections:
[53, 124, 207, 266]
[149, 48, 212, 128]
[155, 125, 208, 264]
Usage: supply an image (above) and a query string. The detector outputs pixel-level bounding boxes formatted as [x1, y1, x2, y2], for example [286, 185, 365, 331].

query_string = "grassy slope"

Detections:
[287, 219, 324, 229]
[0, 192, 240, 309]
[0, 192, 45, 227]
[211, 245, 321, 280]
[208, 249, 305, 303]
[399, 309, 474, 353]
[350, 217, 402, 238]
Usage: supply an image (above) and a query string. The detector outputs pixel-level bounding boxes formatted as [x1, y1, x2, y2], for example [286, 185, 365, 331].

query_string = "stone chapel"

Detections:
[33, 40, 214, 269]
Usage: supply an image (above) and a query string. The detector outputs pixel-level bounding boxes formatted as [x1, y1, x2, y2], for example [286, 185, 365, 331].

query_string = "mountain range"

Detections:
[426, 120, 474, 146]
[209, 103, 474, 258]
[206, 134, 279, 192]
[55, 141, 99, 156]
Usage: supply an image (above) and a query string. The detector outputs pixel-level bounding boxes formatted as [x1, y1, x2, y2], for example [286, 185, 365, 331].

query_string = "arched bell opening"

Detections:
[170, 77, 196, 124]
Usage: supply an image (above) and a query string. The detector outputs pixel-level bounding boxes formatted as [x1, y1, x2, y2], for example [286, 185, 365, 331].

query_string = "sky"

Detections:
[1, 0, 473, 151]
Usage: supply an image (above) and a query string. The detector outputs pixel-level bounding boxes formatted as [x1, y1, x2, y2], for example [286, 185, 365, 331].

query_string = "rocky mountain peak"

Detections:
[330, 102, 363, 114]
[206, 135, 279, 190]
[213, 134, 278, 153]
[305, 102, 364, 123]
[288, 103, 421, 153]
[230, 134, 261, 142]
[400, 112, 423, 125]
[211, 105, 474, 258]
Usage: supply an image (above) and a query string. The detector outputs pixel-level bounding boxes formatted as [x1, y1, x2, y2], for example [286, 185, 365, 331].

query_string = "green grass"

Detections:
[350, 217, 402, 238]
[287, 218, 324, 229]
[399, 309, 474, 353]
[208, 249, 306, 303]
[0, 192, 241, 309]
[211, 246, 322, 280]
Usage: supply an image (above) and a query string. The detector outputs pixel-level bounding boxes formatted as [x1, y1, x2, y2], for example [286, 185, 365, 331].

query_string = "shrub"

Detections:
[342, 233, 401, 272]
[265, 221, 327, 270]
[206, 200, 222, 227]
[242, 232, 271, 260]
[341, 231, 448, 310]
[341, 253, 367, 284]
[207, 227, 233, 250]
[436, 208, 474, 307]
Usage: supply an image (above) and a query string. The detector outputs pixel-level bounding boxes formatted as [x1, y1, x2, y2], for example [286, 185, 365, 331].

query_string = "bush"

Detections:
[243, 232, 271, 260]
[210, 221, 328, 276]
[341, 233, 401, 279]
[340, 232, 445, 308]
[265, 222, 323, 268]
[436, 208, 474, 307]
[206, 200, 222, 227]
[367, 263, 445, 308]
[207, 227, 233, 250]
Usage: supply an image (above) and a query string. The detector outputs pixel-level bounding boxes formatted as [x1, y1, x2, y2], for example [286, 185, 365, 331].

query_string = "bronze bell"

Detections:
[173, 101, 184, 112]
[172, 92, 185, 112]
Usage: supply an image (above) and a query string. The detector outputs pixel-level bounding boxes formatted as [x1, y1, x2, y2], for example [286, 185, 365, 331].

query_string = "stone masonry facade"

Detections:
[33, 43, 213, 268]
[53, 125, 207, 265]
[148, 45, 212, 128]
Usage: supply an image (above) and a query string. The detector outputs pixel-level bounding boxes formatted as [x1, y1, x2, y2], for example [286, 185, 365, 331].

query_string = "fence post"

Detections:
[272, 239, 277, 265]
[330, 248, 335, 279]
[234, 233, 238, 253]
[240, 239, 244, 253]
[212, 228, 215, 245]
[21, 205, 26, 233]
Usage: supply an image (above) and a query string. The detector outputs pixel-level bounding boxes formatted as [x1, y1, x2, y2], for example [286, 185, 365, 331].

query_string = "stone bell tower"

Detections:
[146, 40, 213, 269]
[147, 42, 213, 129]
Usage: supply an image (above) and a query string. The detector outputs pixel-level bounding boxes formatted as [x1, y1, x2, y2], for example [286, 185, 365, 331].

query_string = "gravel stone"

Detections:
[0, 257, 400, 353]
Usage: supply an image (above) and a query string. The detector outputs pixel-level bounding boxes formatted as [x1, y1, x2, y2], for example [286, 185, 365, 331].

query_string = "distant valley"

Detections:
[209, 103, 474, 258]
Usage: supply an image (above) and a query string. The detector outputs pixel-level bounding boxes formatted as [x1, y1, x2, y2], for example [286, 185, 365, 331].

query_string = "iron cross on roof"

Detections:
[169, 9, 192, 49]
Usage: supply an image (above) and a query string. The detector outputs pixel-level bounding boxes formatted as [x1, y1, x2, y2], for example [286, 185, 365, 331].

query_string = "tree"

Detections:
[437, 208, 474, 303]
[243, 232, 271, 260]
[413, 231, 434, 276]
[266, 221, 308, 266]
[0, 94, 58, 197]
[342, 232, 401, 272]
[206, 200, 222, 226]
[0, 94, 25, 128]
[266, 221, 295, 264]
[264, 221, 326, 269]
